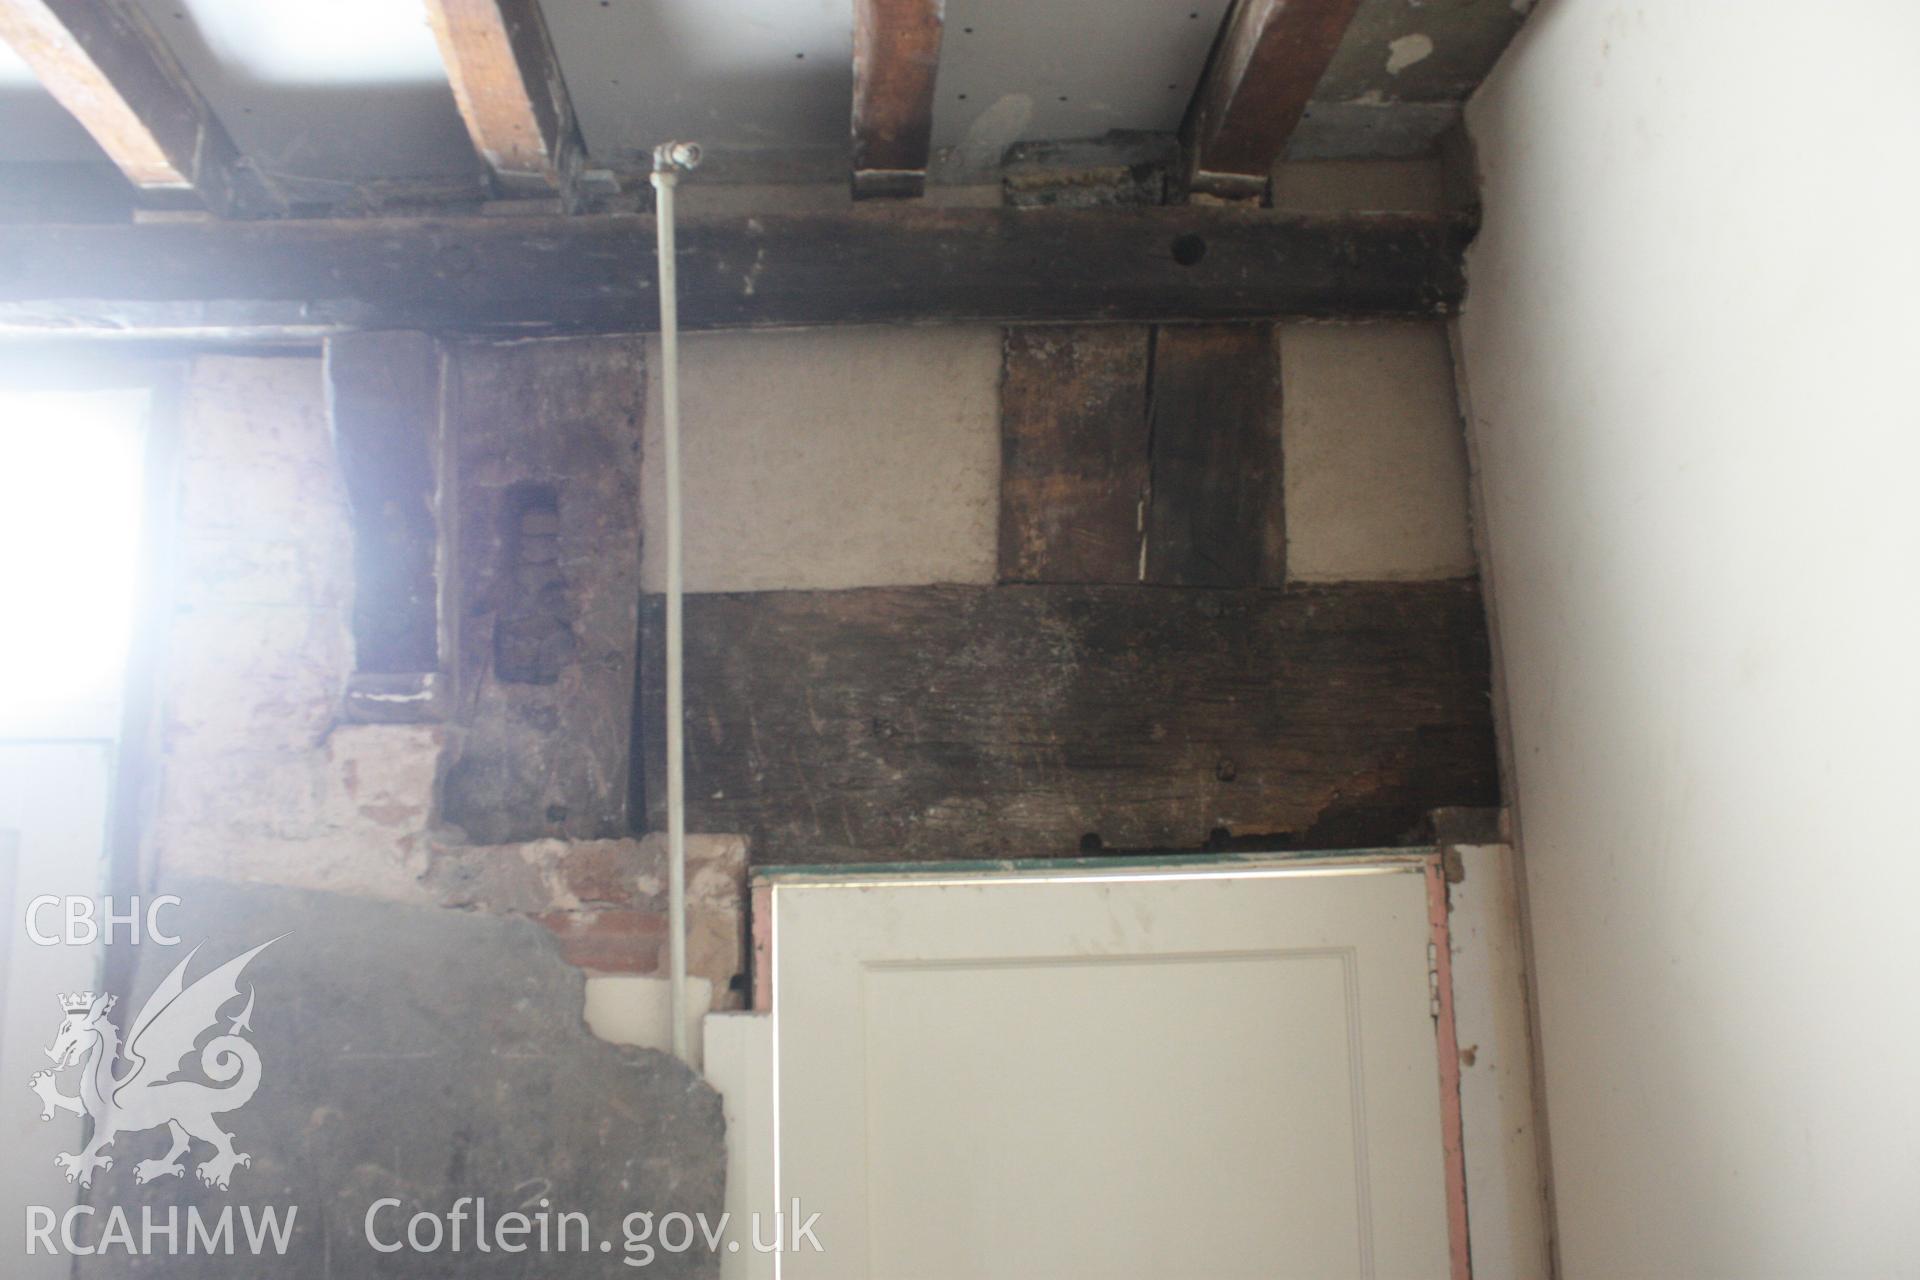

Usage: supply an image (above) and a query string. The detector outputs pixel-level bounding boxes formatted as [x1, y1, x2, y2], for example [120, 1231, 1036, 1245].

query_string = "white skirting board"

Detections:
[704, 1012, 775, 1280]
[1449, 844, 1553, 1280]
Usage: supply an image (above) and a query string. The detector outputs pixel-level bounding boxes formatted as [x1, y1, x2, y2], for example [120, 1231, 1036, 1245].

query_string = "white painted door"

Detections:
[771, 859, 1458, 1280]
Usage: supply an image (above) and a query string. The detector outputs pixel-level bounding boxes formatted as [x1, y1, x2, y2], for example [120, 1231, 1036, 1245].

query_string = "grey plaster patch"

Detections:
[1287, 102, 1463, 160]
[1318, 0, 1531, 103]
[1387, 33, 1437, 75]
[950, 93, 1034, 182]
[1290, 0, 1531, 157]
[56, 877, 724, 1277]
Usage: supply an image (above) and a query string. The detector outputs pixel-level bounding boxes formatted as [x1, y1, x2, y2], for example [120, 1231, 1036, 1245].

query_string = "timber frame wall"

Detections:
[0, 0, 1496, 869]
[312, 323, 1499, 868]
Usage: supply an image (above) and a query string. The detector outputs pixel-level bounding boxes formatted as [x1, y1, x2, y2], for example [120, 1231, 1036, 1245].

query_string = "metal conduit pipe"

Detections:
[650, 139, 701, 1066]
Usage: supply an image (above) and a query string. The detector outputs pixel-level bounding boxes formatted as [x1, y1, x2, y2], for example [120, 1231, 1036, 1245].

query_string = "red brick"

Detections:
[536, 909, 666, 974]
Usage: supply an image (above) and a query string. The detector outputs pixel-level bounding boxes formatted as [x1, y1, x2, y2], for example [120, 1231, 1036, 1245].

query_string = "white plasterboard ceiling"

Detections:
[542, 0, 1235, 175]
[930, 0, 1231, 165]
[539, 0, 855, 174]
[126, 0, 476, 181]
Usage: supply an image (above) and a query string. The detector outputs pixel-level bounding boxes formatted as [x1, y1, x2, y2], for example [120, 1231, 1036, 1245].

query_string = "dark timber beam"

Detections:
[0, 207, 1472, 337]
[0, 0, 246, 213]
[1181, 0, 1366, 201]
[640, 582, 1499, 864]
[1142, 324, 1286, 587]
[851, 0, 944, 199]
[998, 327, 1152, 585]
[423, 0, 581, 195]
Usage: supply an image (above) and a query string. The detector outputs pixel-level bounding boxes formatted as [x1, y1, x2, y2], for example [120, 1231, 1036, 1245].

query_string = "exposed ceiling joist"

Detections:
[0, 207, 1472, 337]
[0, 0, 245, 213]
[423, 0, 580, 196]
[1182, 0, 1366, 200]
[851, 0, 945, 199]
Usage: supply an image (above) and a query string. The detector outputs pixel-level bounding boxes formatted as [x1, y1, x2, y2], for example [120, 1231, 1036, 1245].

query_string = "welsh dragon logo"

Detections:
[27, 938, 281, 1191]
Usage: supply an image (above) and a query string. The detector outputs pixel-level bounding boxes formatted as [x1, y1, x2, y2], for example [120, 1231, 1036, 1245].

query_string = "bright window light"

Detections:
[0, 390, 149, 736]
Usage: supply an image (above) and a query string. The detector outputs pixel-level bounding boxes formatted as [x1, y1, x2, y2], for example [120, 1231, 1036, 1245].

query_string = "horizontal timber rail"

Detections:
[0, 207, 1473, 339]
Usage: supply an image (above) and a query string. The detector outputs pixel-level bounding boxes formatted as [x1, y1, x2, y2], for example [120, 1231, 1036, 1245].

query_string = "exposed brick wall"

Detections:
[425, 833, 746, 982]
[147, 353, 744, 1003]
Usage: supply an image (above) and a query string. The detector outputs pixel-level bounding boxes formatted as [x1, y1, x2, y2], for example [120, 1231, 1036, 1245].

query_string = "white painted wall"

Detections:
[1457, 4, 1920, 1275]
[1447, 844, 1550, 1280]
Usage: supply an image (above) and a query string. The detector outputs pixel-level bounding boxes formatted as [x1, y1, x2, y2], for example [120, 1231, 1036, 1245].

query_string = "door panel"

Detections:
[773, 861, 1454, 1280]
